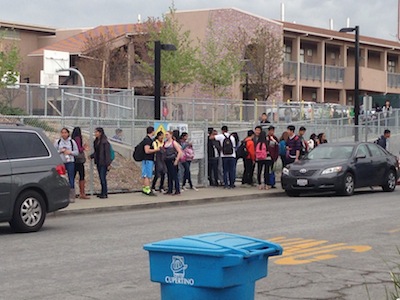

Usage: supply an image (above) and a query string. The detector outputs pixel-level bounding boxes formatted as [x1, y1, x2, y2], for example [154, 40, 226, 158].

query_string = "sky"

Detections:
[1, 0, 399, 41]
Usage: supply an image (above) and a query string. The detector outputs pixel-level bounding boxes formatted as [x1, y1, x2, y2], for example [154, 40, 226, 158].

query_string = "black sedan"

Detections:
[281, 142, 399, 196]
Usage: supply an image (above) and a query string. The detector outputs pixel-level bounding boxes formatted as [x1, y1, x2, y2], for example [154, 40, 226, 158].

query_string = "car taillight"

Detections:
[56, 164, 66, 175]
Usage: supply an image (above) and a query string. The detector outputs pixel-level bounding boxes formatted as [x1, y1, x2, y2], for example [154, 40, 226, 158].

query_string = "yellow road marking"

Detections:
[269, 236, 371, 265]
[388, 228, 400, 233]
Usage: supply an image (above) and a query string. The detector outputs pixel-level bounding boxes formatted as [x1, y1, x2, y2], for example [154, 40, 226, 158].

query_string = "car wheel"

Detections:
[337, 172, 354, 196]
[10, 190, 46, 233]
[286, 190, 300, 197]
[382, 170, 396, 192]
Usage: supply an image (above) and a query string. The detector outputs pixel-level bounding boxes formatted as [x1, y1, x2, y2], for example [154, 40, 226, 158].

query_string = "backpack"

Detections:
[222, 134, 234, 155]
[236, 140, 248, 159]
[132, 140, 145, 162]
[183, 146, 195, 162]
[57, 139, 74, 151]
[374, 137, 381, 144]
[110, 144, 115, 161]
[255, 142, 267, 160]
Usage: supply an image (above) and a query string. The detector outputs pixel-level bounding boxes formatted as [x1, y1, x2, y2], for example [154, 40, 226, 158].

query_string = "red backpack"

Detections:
[255, 142, 267, 160]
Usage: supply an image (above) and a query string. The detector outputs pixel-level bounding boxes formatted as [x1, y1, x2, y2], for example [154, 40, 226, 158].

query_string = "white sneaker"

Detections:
[182, 186, 188, 191]
[192, 186, 198, 191]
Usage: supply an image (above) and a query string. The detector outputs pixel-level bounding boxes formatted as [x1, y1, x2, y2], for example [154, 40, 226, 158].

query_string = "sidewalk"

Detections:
[53, 185, 284, 216]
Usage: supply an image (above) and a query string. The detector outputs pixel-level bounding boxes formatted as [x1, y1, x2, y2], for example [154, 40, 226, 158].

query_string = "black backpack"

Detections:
[236, 140, 248, 159]
[222, 134, 234, 155]
[133, 139, 146, 161]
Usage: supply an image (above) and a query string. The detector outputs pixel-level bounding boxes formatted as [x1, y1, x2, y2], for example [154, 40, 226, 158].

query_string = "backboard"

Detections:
[40, 70, 59, 88]
[43, 50, 70, 76]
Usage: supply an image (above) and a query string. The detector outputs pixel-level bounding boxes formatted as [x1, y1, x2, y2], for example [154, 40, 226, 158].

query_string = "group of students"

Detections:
[139, 126, 197, 196]
[207, 124, 329, 190]
[207, 125, 280, 190]
[55, 126, 113, 202]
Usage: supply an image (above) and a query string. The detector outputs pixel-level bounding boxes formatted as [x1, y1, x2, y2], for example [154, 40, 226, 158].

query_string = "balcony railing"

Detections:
[283, 61, 297, 79]
[324, 66, 344, 83]
[300, 63, 322, 81]
[388, 73, 400, 88]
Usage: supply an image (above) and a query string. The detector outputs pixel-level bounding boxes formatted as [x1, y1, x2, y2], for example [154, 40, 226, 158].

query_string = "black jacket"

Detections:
[91, 137, 112, 166]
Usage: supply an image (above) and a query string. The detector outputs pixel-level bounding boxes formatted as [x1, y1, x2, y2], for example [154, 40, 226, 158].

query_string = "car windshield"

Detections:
[306, 145, 354, 160]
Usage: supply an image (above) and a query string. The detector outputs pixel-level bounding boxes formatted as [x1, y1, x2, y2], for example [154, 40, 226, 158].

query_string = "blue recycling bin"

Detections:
[143, 232, 283, 300]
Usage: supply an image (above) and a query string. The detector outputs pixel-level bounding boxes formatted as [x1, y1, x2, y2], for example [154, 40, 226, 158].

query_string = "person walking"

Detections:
[255, 130, 269, 190]
[180, 132, 197, 191]
[382, 100, 392, 127]
[151, 131, 166, 193]
[307, 133, 318, 151]
[163, 131, 183, 195]
[71, 127, 90, 199]
[89, 127, 112, 199]
[215, 126, 237, 189]
[55, 127, 79, 203]
[242, 130, 255, 186]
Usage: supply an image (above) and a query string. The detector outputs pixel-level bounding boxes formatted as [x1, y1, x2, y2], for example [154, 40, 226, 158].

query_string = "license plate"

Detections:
[297, 179, 308, 186]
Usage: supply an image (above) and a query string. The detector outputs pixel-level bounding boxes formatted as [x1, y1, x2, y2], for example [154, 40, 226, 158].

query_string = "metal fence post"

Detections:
[61, 89, 65, 127]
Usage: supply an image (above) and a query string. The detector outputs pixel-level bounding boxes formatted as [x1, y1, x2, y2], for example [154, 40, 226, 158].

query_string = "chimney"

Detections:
[346, 17, 350, 27]
[329, 18, 333, 30]
[281, 3, 285, 22]
[138, 14, 141, 23]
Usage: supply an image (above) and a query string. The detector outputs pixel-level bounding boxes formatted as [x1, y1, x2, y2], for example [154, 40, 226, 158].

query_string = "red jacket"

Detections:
[245, 137, 255, 162]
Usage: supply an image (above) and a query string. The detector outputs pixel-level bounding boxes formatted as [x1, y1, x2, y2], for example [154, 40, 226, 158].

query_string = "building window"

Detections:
[284, 45, 292, 61]
[388, 60, 396, 73]
[300, 49, 305, 63]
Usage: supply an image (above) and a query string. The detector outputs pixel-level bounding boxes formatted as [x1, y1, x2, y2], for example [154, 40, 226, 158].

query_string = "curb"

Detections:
[50, 190, 285, 217]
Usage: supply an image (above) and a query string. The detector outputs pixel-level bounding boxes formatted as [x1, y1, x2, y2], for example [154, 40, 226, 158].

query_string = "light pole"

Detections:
[339, 25, 359, 141]
[154, 41, 177, 120]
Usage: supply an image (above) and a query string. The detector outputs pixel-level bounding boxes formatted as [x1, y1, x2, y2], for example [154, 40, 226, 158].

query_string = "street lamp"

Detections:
[154, 41, 177, 120]
[339, 25, 359, 141]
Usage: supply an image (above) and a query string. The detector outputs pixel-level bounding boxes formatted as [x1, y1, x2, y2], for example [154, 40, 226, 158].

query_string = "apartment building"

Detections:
[282, 21, 400, 106]
[3, 7, 400, 108]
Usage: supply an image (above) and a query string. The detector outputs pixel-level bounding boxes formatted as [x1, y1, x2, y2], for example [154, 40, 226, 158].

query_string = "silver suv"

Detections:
[0, 124, 70, 232]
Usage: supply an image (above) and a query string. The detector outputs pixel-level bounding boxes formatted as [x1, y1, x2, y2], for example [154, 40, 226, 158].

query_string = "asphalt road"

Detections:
[1, 189, 399, 300]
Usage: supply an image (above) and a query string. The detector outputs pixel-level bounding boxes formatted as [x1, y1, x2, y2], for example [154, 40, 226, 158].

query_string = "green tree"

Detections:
[236, 26, 283, 102]
[0, 33, 22, 109]
[197, 21, 244, 122]
[139, 5, 199, 96]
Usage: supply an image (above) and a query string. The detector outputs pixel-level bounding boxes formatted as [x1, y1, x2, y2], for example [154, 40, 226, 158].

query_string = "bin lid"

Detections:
[143, 232, 283, 258]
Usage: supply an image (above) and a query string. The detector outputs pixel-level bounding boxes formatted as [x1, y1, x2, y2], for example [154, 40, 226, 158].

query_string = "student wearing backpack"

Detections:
[55, 127, 79, 202]
[279, 131, 289, 168]
[242, 130, 255, 186]
[376, 129, 391, 151]
[140, 126, 160, 196]
[180, 132, 198, 191]
[89, 127, 112, 199]
[255, 131, 270, 190]
[215, 125, 237, 189]
[151, 131, 166, 193]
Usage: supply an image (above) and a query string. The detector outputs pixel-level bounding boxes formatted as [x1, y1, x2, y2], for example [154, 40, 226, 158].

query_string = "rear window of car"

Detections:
[0, 131, 50, 159]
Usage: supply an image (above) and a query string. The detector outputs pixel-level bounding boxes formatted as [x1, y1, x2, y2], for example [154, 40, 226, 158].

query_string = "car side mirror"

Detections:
[355, 154, 366, 160]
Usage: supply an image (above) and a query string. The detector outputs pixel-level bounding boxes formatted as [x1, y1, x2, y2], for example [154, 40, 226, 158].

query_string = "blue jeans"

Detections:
[222, 157, 236, 188]
[97, 165, 108, 196]
[181, 161, 193, 188]
[65, 162, 75, 188]
[165, 159, 180, 194]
